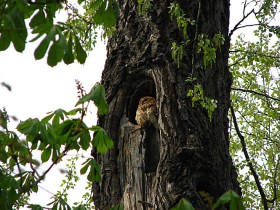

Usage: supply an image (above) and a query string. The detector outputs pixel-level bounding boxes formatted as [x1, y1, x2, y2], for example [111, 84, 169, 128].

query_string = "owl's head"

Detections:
[139, 96, 156, 105]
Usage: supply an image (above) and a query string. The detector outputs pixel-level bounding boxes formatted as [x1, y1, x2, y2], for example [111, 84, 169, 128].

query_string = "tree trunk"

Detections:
[92, 0, 241, 209]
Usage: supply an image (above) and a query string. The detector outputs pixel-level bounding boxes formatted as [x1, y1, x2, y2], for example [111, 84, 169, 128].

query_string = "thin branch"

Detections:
[18, 147, 69, 195]
[230, 105, 268, 210]
[229, 9, 255, 38]
[229, 50, 280, 59]
[243, 0, 247, 17]
[229, 55, 247, 67]
[234, 24, 260, 31]
[29, 162, 40, 179]
[266, 157, 280, 203]
[231, 87, 280, 102]
[27, 0, 59, 5]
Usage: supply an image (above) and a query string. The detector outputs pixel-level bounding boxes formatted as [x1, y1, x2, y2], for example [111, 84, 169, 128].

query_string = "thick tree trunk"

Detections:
[92, 0, 241, 209]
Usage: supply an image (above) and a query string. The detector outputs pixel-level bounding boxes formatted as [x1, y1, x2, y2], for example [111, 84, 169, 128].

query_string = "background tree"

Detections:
[229, 1, 280, 208]
[0, 0, 279, 209]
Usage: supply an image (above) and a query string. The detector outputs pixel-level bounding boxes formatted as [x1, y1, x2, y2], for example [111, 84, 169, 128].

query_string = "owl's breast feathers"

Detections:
[135, 96, 157, 128]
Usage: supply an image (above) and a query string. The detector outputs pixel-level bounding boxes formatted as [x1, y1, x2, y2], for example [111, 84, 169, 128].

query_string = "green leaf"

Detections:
[0, 147, 8, 163]
[13, 140, 26, 152]
[171, 198, 194, 210]
[74, 35, 87, 64]
[55, 120, 74, 136]
[76, 83, 108, 115]
[34, 37, 50, 60]
[92, 128, 114, 154]
[47, 41, 64, 67]
[73, 204, 87, 210]
[0, 32, 11, 51]
[29, 9, 46, 28]
[79, 128, 91, 150]
[110, 204, 124, 210]
[32, 184, 39, 193]
[17, 118, 41, 136]
[7, 6, 27, 51]
[51, 145, 60, 162]
[30, 24, 52, 42]
[46, 31, 66, 66]
[57, 129, 71, 144]
[28, 204, 44, 210]
[80, 159, 91, 175]
[93, 1, 118, 28]
[42, 109, 67, 126]
[87, 159, 101, 182]
[0, 110, 8, 130]
[77, 0, 85, 4]
[34, 25, 58, 60]
[42, 112, 55, 123]
[89, 0, 102, 10]
[213, 190, 245, 210]
[67, 108, 83, 116]
[63, 34, 75, 65]
[41, 146, 51, 162]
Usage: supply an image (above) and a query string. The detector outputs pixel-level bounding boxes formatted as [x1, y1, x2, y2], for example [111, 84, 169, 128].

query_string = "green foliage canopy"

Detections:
[0, 0, 118, 66]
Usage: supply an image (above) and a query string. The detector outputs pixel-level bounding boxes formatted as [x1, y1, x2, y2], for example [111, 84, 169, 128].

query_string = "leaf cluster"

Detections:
[0, 82, 113, 209]
[171, 190, 245, 210]
[187, 83, 217, 122]
[229, 0, 280, 208]
[0, 0, 118, 66]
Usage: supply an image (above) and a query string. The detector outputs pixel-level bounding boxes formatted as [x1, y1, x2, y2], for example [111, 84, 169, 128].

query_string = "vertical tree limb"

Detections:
[230, 105, 268, 209]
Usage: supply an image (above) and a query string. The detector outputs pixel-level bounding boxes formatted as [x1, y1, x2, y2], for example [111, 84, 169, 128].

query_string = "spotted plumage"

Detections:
[135, 96, 158, 128]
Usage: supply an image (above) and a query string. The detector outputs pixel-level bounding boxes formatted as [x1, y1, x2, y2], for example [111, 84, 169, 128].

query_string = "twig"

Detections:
[229, 55, 246, 67]
[233, 24, 260, 31]
[266, 157, 280, 203]
[27, 0, 58, 5]
[229, 50, 280, 59]
[19, 147, 69, 195]
[229, 9, 254, 38]
[230, 105, 268, 210]
[30, 162, 40, 179]
[231, 87, 280, 102]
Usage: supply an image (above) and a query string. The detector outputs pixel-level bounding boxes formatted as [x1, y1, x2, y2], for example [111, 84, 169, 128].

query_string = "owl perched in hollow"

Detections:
[135, 96, 158, 128]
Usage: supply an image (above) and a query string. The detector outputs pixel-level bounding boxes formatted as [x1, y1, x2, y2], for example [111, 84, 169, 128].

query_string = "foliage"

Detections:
[169, 1, 280, 209]
[0, 0, 118, 66]
[137, 0, 152, 16]
[171, 191, 245, 210]
[197, 33, 225, 68]
[228, 0, 280, 209]
[168, 2, 194, 68]
[169, 2, 195, 40]
[171, 41, 184, 68]
[168, 2, 222, 122]
[187, 82, 217, 122]
[0, 81, 113, 209]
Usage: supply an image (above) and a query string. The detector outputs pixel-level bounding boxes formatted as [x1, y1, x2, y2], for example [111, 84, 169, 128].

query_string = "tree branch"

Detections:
[229, 50, 280, 59]
[233, 24, 260, 31]
[229, 9, 254, 38]
[27, 0, 59, 5]
[231, 87, 280, 102]
[18, 147, 69, 195]
[230, 105, 268, 210]
[266, 157, 279, 203]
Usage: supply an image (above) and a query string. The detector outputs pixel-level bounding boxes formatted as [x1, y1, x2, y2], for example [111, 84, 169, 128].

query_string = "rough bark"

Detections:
[92, 0, 241, 209]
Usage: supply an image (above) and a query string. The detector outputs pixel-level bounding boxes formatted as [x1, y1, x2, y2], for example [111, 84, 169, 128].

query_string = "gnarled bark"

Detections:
[92, 0, 240, 209]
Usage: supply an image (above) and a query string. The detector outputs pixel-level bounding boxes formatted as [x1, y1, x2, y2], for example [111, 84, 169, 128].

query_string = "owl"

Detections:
[135, 96, 158, 128]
